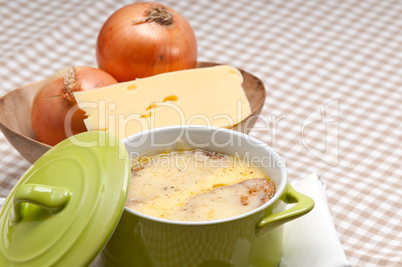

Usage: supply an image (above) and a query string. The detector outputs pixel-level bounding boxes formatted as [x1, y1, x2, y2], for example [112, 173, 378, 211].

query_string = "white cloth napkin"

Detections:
[280, 172, 350, 267]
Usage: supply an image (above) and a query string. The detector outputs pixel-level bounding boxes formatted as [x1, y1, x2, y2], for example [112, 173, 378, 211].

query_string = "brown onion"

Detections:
[31, 66, 117, 146]
[96, 2, 197, 82]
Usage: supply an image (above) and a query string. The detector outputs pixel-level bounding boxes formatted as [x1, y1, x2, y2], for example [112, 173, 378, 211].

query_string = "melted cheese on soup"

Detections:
[126, 149, 275, 221]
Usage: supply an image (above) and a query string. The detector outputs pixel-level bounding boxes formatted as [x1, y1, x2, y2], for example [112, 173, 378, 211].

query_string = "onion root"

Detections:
[132, 5, 173, 26]
[63, 66, 81, 104]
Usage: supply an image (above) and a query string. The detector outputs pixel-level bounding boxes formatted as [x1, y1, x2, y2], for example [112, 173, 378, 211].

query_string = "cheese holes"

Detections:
[229, 69, 240, 77]
[146, 103, 158, 110]
[126, 85, 138, 91]
[163, 95, 178, 102]
[139, 96, 177, 119]
[139, 111, 153, 118]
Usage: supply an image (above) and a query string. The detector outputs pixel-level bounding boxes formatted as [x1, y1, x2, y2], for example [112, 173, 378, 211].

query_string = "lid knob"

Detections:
[10, 184, 71, 224]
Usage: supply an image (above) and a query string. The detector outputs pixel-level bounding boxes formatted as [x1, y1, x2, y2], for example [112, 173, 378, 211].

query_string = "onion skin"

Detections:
[96, 2, 197, 82]
[31, 66, 117, 146]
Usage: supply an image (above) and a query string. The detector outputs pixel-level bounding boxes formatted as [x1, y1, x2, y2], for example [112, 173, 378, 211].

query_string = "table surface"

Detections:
[0, 0, 401, 266]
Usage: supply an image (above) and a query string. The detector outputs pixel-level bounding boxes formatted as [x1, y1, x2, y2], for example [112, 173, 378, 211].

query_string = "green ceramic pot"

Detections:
[101, 126, 314, 267]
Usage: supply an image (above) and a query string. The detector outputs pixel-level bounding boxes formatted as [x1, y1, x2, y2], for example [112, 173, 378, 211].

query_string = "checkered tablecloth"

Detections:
[0, 0, 401, 266]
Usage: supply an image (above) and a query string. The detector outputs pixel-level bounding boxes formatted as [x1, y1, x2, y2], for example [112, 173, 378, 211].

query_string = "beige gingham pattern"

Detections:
[0, 0, 401, 266]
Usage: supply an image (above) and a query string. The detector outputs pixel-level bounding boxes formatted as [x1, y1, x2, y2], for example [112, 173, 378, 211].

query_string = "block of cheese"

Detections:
[74, 65, 251, 140]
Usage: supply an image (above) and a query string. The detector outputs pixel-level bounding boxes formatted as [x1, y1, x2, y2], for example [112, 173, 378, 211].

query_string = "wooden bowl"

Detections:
[0, 62, 265, 164]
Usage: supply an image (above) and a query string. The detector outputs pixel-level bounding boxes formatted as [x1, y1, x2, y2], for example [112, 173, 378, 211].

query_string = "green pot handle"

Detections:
[10, 183, 71, 224]
[256, 184, 314, 236]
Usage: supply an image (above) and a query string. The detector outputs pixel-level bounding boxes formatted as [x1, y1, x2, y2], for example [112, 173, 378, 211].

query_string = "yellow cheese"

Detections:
[74, 65, 251, 140]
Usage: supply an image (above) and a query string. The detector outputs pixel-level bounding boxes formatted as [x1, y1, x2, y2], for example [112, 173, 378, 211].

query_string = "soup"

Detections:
[126, 149, 276, 221]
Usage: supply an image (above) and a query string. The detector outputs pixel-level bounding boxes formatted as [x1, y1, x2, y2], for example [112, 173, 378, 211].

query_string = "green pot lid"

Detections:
[0, 131, 130, 266]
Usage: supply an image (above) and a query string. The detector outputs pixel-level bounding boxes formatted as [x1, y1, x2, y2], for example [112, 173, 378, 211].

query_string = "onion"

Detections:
[96, 2, 197, 82]
[31, 66, 117, 146]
